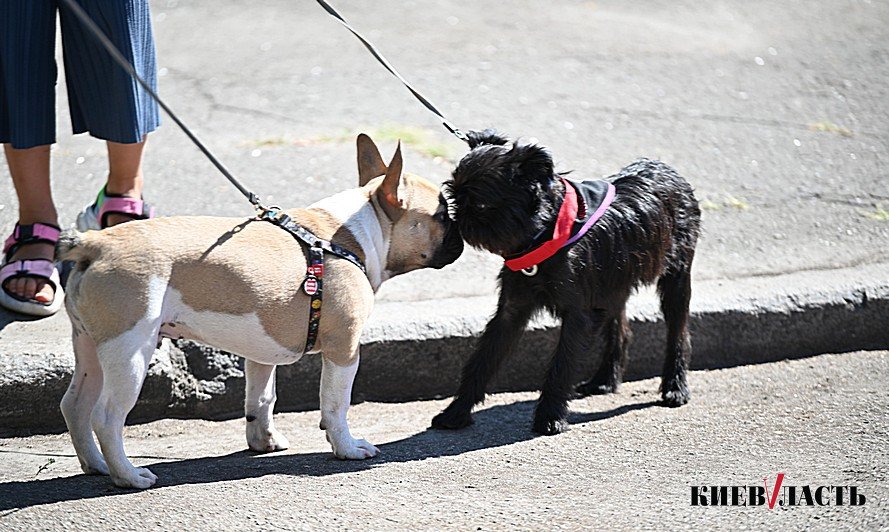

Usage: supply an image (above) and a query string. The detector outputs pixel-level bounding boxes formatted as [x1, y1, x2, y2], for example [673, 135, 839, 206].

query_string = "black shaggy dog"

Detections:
[432, 130, 701, 435]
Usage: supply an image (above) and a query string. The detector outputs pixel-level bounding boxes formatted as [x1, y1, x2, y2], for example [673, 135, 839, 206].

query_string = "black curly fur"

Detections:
[464, 128, 509, 149]
[433, 133, 701, 435]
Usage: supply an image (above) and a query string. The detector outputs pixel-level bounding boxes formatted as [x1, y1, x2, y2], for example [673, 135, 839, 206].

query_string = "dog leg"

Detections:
[245, 360, 289, 452]
[60, 330, 109, 475]
[320, 353, 379, 460]
[576, 308, 631, 396]
[658, 270, 692, 406]
[534, 310, 600, 435]
[431, 295, 535, 430]
[91, 326, 159, 489]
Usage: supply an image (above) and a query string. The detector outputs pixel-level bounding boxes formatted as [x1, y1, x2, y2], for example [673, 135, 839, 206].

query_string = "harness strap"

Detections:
[260, 209, 366, 274]
[303, 245, 324, 353]
[258, 208, 366, 353]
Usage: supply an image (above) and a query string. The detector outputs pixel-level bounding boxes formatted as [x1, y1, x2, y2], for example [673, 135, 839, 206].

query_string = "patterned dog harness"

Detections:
[258, 208, 366, 353]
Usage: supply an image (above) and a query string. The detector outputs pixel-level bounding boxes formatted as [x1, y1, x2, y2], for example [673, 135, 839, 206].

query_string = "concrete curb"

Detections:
[1, 262, 887, 433]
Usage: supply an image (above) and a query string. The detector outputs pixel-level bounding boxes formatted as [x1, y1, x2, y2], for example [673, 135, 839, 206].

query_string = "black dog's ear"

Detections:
[466, 129, 509, 149]
[510, 143, 554, 184]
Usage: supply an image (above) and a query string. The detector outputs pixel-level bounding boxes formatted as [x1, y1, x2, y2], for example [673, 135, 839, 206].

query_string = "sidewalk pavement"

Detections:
[1, 351, 887, 530]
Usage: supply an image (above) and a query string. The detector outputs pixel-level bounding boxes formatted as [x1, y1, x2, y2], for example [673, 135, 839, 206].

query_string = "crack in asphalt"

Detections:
[158, 68, 889, 142]
[0, 449, 183, 461]
[162, 67, 305, 124]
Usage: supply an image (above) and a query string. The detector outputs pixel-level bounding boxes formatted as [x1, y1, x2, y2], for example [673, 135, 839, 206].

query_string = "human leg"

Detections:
[0, 1, 62, 310]
[59, 0, 158, 228]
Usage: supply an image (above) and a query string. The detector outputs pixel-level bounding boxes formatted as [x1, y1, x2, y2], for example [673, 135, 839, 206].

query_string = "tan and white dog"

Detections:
[57, 134, 464, 489]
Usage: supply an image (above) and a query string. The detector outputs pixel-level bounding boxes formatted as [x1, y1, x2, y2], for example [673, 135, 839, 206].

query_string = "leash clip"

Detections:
[256, 205, 283, 221]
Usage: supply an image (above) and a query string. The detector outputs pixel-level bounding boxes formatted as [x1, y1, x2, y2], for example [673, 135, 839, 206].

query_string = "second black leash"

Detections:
[58, 0, 453, 353]
[314, 0, 470, 144]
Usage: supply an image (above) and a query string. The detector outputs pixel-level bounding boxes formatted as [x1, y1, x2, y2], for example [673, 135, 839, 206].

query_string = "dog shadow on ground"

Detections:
[0, 399, 657, 511]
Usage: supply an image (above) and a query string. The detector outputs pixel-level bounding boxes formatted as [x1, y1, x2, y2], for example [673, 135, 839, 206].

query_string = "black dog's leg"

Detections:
[431, 294, 535, 430]
[534, 310, 603, 435]
[658, 270, 692, 406]
[576, 308, 631, 396]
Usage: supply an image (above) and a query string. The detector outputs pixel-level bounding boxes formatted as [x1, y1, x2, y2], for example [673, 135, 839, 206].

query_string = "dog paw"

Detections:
[430, 405, 474, 430]
[532, 416, 569, 436]
[81, 458, 110, 476]
[111, 467, 157, 489]
[248, 428, 290, 453]
[331, 437, 380, 460]
[576, 379, 618, 397]
[661, 387, 690, 407]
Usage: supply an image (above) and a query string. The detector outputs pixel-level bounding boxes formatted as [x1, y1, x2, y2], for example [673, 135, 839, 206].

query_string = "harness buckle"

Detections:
[256, 205, 283, 221]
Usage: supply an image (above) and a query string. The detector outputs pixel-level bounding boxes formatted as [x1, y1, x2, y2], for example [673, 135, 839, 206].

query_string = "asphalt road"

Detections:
[1, 0, 887, 303]
[0, 351, 886, 530]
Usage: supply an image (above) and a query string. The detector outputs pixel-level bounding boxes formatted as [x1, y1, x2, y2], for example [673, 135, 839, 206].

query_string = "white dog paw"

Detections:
[81, 459, 110, 476]
[111, 467, 157, 489]
[248, 429, 290, 453]
[136, 467, 158, 481]
[331, 437, 380, 460]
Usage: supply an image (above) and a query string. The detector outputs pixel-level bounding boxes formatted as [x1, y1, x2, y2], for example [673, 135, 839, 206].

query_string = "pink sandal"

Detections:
[0, 222, 65, 317]
[75, 186, 156, 231]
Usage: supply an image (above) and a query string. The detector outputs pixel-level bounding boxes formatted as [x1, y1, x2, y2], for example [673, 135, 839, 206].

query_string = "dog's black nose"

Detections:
[431, 225, 464, 268]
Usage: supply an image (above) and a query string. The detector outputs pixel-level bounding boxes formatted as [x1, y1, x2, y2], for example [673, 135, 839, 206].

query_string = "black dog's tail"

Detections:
[466, 129, 509, 149]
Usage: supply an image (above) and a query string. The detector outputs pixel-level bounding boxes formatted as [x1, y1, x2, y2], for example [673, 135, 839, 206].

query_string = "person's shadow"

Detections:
[0, 308, 44, 333]
[0, 399, 656, 512]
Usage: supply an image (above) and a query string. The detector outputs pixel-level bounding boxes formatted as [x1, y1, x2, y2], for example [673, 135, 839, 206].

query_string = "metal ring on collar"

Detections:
[521, 265, 538, 276]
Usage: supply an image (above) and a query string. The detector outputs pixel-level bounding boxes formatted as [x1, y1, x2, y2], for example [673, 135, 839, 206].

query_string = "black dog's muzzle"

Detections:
[430, 223, 464, 269]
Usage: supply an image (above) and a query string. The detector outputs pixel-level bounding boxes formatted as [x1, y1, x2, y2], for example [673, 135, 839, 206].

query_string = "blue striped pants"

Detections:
[0, 0, 160, 149]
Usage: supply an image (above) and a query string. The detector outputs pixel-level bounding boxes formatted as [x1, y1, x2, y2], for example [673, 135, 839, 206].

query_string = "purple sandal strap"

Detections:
[99, 197, 155, 228]
[0, 259, 58, 290]
[3, 223, 61, 255]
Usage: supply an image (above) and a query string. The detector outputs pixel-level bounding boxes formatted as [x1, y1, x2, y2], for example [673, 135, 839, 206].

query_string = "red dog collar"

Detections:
[504, 178, 579, 272]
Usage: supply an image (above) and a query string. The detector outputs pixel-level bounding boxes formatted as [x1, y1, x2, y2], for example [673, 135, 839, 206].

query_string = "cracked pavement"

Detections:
[1, 351, 887, 529]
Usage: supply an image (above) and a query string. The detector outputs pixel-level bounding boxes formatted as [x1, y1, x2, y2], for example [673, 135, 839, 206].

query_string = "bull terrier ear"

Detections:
[357, 133, 388, 186]
[376, 140, 405, 221]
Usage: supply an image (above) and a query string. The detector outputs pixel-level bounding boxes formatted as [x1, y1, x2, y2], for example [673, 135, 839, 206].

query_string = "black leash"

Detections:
[60, 0, 466, 351]
[314, 0, 470, 144]
[56, 0, 264, 210]
[59, 0, 369, 354]
[60, 0, 472, 208]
